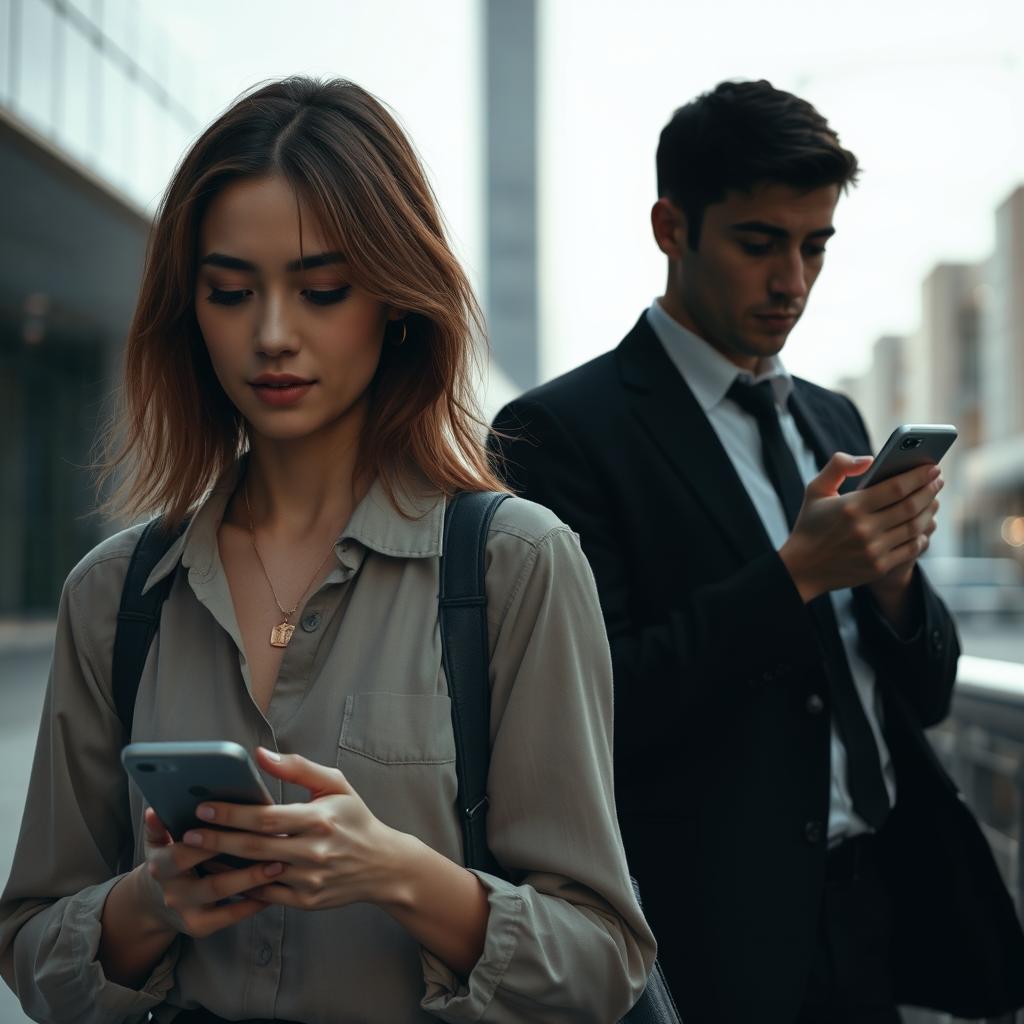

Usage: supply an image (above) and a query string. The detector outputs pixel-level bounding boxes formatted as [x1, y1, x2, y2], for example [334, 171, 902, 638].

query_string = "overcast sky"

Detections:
[149, 0, 1024, 389]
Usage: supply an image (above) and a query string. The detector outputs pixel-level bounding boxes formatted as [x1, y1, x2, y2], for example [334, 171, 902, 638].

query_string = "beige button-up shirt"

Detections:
[0, 470, 655, 1023]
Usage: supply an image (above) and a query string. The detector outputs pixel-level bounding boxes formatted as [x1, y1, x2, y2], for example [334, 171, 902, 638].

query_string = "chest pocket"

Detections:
[338, 692, 456, 765]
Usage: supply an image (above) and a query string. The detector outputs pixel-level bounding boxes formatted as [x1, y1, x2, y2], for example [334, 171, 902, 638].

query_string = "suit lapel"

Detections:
[615, 315, 774, 563]
[789, 384, 862, 493]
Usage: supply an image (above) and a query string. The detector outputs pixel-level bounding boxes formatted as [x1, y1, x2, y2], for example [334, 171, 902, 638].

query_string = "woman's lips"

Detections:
[250, 381, 314, 407]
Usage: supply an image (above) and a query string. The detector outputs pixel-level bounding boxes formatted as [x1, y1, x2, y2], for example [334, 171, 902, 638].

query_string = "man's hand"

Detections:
[779, 454, 942, 605]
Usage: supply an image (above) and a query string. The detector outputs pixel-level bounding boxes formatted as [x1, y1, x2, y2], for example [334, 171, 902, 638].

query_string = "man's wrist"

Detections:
[778, 541, 822, 604]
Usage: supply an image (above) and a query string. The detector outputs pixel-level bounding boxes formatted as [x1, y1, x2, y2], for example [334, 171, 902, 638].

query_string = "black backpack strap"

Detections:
[111, 516, 188, 742]
[439, 490, 511, 876]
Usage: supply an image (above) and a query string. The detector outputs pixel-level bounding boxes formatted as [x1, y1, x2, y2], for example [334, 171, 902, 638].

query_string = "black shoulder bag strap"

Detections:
[112, 516, 188, 741]
[438, 490, 510, 879]
[438, 491, 681, 1024]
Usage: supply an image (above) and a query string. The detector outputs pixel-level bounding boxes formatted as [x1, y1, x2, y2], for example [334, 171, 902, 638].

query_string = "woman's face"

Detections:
[195, 174, 396, 445]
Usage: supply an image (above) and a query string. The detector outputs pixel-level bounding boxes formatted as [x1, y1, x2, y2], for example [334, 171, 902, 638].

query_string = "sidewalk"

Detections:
[0, 618, 56, 655]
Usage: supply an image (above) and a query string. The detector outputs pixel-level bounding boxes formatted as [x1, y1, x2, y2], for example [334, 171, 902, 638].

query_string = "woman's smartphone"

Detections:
[122, 740, 274, 867]
[855, 424, 957, 491]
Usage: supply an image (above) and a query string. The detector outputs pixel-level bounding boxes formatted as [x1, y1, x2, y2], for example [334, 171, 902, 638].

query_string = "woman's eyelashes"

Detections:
[207, 287, 251, 306]
[301, 286, 351, 306]
[205, 285, 352, 307]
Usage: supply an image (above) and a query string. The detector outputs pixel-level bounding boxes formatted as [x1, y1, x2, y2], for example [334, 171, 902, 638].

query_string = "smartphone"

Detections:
[855, 424, 957, 491]
[122, 741, 274, 866]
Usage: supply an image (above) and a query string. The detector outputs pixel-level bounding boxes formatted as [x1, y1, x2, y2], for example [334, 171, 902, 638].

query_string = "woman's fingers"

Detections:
[193, 859, 284, 906]
[255, 747, 353, 799]
[143, 807, 172, 846]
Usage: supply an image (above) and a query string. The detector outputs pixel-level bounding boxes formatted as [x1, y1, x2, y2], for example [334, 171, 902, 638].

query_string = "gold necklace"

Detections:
[244, 481, 338, 648]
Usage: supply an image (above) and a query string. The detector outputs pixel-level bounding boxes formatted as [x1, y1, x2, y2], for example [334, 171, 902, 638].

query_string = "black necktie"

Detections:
[727, 378, 891, 830]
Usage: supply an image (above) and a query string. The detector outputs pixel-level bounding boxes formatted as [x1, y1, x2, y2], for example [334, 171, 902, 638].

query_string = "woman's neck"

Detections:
[230, 412, 370, 542]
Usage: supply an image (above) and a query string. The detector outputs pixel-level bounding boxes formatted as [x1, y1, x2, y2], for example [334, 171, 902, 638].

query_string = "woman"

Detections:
[0, 78, 654, 1023]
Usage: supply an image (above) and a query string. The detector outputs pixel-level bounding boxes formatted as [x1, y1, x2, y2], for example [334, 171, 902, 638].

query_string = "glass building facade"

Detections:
[0, 0, 206, 613]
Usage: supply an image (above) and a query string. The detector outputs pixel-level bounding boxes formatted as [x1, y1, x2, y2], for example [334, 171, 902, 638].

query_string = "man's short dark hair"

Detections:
[657, 79, 860, 249]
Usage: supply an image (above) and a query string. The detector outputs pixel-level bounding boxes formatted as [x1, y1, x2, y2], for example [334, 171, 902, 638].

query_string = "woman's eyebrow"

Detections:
[198, 251, 347, 272]
[286, 251, 347, 272]
[199, 253, 257, 271]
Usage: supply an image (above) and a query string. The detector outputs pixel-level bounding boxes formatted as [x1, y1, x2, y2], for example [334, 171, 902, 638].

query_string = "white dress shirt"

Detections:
[647, 300, 896, 841]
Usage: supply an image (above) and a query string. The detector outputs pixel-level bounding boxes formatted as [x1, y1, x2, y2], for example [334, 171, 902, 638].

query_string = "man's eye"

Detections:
[207, 288, 250, 306]
[740, 242, 772, 256]
[302, 287, 351, 306]
[804, 245, 828, 257]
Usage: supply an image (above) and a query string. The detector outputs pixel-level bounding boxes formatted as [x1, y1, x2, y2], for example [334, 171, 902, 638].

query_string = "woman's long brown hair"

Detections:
[101, 77, 506, 527]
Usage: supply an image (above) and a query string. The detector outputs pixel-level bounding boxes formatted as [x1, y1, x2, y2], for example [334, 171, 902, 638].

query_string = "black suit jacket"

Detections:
[490, 314, 1024, 1022]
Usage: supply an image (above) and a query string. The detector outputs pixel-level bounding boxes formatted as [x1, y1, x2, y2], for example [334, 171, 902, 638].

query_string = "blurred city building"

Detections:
[0, 0, 206, 614]
[485, 0, 539, 393]
[842, 186, 1024, 580]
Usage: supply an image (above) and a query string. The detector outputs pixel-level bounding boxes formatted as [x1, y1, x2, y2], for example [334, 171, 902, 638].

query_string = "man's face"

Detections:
[667, 182, 840, 370]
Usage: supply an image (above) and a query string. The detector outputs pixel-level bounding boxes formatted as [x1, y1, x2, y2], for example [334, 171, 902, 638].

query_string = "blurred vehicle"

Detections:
[922, 556, 1024, 621]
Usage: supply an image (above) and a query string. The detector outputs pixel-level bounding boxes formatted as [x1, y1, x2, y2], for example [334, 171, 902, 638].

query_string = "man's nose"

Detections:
[254, 293, 298, 356]
[768, 250, 810, 303]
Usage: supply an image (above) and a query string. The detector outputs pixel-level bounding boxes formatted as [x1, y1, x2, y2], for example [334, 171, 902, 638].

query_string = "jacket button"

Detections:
[301, 611, 321, 632]
[930, 628, 944, 651]
[805, 693, 825, 715]
[803, 820, 824, 845]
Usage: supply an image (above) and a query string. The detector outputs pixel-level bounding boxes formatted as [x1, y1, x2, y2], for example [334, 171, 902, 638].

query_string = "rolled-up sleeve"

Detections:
[0, 541, 179, 1023]
[420, 511, 657, 1022]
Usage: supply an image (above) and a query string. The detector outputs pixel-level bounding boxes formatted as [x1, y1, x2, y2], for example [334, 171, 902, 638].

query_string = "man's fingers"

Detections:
[255, 747, 353, 799]
[808, 453, 874, 498]
[873, 479, 943, 532]
[860, 463, 942, 512]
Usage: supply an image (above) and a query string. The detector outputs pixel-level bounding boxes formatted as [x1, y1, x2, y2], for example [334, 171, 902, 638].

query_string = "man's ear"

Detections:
[651, 198, 688, 260]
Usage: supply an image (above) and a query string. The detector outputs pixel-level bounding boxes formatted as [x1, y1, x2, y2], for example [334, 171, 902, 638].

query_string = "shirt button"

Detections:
[256, 943, 272, 966]
[805, 693, 825, 715]
[930, 628, 944, 651]
[301, 611, 321, 632]
[804, 820, 824, 845]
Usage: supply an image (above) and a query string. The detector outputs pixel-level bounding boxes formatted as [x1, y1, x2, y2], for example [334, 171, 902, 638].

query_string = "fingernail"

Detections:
[260, 747, 282, 762]
[264, 862, 284, 877]
[183, 831, 203, 846]
[196, 806, 215, 821]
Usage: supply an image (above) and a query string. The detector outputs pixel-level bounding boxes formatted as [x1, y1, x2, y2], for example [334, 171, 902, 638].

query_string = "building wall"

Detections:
[0, 0, 205, 611]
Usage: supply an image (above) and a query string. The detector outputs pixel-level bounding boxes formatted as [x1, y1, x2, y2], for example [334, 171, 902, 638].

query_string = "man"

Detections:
[490, 80, 1024, 1023]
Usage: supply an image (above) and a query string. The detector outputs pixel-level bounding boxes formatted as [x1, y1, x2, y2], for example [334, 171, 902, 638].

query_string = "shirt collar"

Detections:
[645, 299, 794, 412]
[142, 462, 445, 595]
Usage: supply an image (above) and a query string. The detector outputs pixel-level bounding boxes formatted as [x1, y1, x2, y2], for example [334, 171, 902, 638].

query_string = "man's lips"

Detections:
[754, 312, 798, 330]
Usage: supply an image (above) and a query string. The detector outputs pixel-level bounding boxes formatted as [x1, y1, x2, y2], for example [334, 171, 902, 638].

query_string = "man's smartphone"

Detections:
[855, 424, 958, 491]
[122, 740, 274, 867]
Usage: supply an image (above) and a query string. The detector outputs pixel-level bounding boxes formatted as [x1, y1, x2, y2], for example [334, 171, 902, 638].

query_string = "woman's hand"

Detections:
[139, 806, 281, 938]
[179, 748, 410, 911]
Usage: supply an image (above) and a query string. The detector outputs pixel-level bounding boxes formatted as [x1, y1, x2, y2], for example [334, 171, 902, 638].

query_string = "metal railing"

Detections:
[908, 655, 1024, 1024]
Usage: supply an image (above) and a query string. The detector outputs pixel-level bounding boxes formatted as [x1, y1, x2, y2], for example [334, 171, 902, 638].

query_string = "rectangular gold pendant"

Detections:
[270, 622, 295, 648]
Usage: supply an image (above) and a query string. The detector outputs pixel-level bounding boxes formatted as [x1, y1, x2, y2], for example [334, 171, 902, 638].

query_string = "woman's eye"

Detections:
[207, 287, 250, 306]
[302, 286, 351, 306]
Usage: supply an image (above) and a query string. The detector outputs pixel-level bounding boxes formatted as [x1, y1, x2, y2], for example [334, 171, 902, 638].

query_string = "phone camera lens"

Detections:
[899, 437, 923, 450]
[137, 763, 155, 772]
[188, 785, 212, 798]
